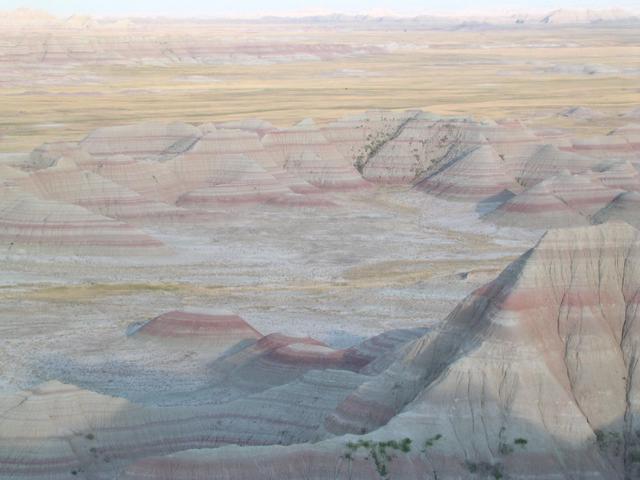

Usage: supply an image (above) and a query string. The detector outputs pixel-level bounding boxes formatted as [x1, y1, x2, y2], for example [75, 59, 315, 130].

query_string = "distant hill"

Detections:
[0, 7, 638, 29]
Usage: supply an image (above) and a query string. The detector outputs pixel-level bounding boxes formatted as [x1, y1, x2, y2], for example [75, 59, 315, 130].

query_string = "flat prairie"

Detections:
[1, 22, 639, 152]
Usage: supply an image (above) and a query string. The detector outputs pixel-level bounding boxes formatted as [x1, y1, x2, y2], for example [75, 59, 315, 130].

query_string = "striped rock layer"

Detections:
[262, 121, 371, 191]
[0, 374, 364, 480]
[132, 310, 262, 352]
[175, 155, 294, 208]
[417, 145, 520, 201]
[514, 144, 602, 188]
[11, 109, 640, 251]
[595, 160, 640, 192]
[592, 192, 640, 228]
[209, 333, 372, 394]
[0, 310, 437, 479]
[563, 131, 640, 161]
[18, 160, 193, 222]
[485, 171, 625, 229]
[0, 188, 169, 256]
[123, 223, 640, 479]
[81, 122, 201, 160]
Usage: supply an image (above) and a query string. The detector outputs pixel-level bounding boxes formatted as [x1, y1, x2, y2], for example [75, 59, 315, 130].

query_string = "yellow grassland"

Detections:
[1, 25, 639, 153]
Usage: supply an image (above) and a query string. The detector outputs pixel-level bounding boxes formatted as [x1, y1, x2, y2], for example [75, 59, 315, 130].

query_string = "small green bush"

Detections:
[514, 437, 528, 447]
[343, 437, 414, 478]
[629, 449, 640, 463]
[424, 433, 443, 449]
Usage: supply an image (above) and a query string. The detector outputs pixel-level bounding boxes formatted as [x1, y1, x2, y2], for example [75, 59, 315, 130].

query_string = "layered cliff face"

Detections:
[595, 160, 640, 192]
[565, 132, 640, 161]
[120, 223, 640, 479]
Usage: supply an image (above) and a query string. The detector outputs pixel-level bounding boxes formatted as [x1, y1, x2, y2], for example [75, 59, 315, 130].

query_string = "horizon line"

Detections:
[5, 5, 640, 20]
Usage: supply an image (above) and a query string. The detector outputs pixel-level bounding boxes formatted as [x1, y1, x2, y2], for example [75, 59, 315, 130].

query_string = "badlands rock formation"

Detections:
[209, 333, 372, 394]
[262, 120, 371, 190]
[81, 122, 201, 160]
[592, 192, 640, 228]
[565, 132, 640, 161]
[3, 106, 640, 478]
[417, 145, 520, 201]
[130, 310, 262, 352]
[1, 312, 427, 479]
[482, 158, 640, 230]
[485, 171, 624, 229]
[122, 222, 640, 480]
[18, 158, 193, 222]
[558, 105, 605, 119]
[595, 160, 640, 192]
[513, 144, 598, 188]
[0, 108, 639, 254]
[0, 377, 361, 479]
[0, 188, 169, 255]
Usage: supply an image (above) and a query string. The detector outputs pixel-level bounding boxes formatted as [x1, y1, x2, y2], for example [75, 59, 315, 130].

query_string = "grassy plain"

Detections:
[1, 24, 639, 152]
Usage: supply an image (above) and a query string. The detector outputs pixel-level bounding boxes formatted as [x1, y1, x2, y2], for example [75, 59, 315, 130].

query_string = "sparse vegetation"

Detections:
[595, 429, 623, 456]
[514, 438, 528, 448]
[629, 449, 640, 464]
[465, 461, 504, 479]
[498, 441, 514, 456]
[420, 433, 444, 480]
[354, 114, 418, 173]
[343, 437, 413, 478]
[423, 433, 443, 450]
[465, 431, 526, 477]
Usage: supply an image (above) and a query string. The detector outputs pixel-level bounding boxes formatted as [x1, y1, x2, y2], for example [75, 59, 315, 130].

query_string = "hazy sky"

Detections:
[3, 0, 637, 17]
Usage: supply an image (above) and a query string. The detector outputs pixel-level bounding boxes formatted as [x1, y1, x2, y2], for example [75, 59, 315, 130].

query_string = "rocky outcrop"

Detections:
[175, 155, 293, 207]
